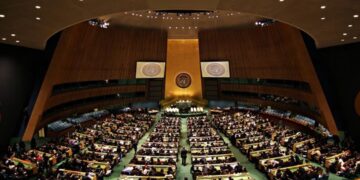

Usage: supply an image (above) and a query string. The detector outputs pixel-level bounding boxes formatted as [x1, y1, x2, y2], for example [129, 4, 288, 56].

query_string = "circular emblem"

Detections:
[142, 63, 162, 77]
[176, 73, 191, 88]
[206, 63, 226, 77]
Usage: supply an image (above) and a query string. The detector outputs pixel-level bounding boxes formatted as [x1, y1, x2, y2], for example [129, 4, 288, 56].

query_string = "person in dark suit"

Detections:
[133, 142, 138, 153]
[181, 147, 188, 166]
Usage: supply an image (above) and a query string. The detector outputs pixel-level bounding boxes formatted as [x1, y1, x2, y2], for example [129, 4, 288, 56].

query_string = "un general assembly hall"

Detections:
[1, 0, 360, 179]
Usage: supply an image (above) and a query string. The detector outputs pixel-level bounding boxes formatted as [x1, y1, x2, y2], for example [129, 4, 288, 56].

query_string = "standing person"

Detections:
[181, 147, 188, 166]
[133, 142, 138, 153]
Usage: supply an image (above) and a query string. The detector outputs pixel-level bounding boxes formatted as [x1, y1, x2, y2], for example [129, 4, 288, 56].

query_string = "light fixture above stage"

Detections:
[254, 18, 275, 27]
[88, 18, 110, 28]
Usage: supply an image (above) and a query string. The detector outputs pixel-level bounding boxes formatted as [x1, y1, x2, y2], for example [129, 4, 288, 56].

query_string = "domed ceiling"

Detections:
[0, 0, 359, 49]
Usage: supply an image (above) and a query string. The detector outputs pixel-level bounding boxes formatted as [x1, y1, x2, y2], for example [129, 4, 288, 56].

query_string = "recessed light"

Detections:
[15, 40, 20, 43]
[1, 38, 6, 41]
[279, 0, 284, 2]
[0, 14, 5, 18]
[354, 14, 359, 18]
[321, 17, 326, 20]
[341, 39, 345, 42]
[353, 36, 358, 40]
[320, 5, 326, 9]
[348, 24, 353, 28]
[36, 17, 41, 20]
[35, 5, 41, 9]
[343, 33, 348, 36]
[11, 33, 16, 37]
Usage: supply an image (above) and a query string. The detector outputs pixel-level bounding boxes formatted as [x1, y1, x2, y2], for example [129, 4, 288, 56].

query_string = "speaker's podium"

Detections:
[160, 97, 207, 117]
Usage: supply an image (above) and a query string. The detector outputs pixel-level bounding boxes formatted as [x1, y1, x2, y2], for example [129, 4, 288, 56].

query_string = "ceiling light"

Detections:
[15, 40, 20, 43]
[353, 36, 358, 40]
[354, 14, 359, 18]
[320, 5, 326, 9]
[88, 19, 110, 28]
[348, 24, 353, 28]
[1, 38, 6, 41]
[279, 0, 284, 2]
[321, 17, 326, 21]
[36, 17, 41, 20]
[35, 5, 41, 9]
[0, 14, 5, 18]
[341, 39, 345, 42]
[11, 33, 16, 37]
[343, 33, 348, 36]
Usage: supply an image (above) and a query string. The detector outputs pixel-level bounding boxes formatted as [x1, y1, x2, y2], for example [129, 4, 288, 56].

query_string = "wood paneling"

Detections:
[46, 85, 146, 110]
[199, 23, 337, 134]
[199, 23, 305, 81]
[23, 23, 167, 141]
[220, 84, 315, 106]
[165, 39, 203, 100]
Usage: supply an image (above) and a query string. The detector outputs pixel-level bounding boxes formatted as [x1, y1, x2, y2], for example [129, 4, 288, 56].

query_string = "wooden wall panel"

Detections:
[46, 85, 147, 110]
[51, 23, 167, 83]
[199, 23, 304, 81]
[199, 23, 337, 134]
[23, 23, 167, 140]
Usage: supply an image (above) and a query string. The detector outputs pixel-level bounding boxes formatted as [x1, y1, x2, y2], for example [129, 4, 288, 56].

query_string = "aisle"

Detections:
[176, 117, 193, 180]
[217, 131, 267, 180]
[105, 112, 161, 180]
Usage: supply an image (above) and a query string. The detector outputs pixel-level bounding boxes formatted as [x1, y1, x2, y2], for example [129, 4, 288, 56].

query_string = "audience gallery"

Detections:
[1, 108, 359, 179]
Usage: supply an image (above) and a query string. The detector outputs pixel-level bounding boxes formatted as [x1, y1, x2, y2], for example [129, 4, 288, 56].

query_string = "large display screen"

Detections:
[201, 61, 230, 78]
[136, 62, 166, 79]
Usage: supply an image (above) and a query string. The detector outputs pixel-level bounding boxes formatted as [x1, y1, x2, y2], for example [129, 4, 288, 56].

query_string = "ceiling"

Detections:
[107, 10, 261, 39]
[0, 0, 359, 49]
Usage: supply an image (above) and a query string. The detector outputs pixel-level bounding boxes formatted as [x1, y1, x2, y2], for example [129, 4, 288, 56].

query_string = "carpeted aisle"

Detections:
[175, 117, 193, 180]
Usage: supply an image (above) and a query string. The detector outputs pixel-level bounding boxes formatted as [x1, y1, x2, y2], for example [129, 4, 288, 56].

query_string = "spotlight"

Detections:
[254, 19, 275, 27]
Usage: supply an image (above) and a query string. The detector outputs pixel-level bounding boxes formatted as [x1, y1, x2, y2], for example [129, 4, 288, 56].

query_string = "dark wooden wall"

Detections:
[23, 23, 167, 140]
[200, 23, 305, 80]
[308, 39, 360, 144]
[199, 23, 337, 133]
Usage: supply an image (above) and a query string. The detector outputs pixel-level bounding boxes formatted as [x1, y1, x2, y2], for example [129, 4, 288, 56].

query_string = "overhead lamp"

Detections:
[321, 17, 326, 21]
[1, 38, 6, 41]
[342, 33, 348, 36]
[341, 39, 345, 42]
[353, 36, 358, 40]
[36, 17, 41, 20]
[354, 14, 359, 18]
[88, 19, 110, 28]
[348, 24, 353, 27]
[320, 5, 326, 9]
[15, 40, 20, 43]
[255, 19, 275, 27]
[0, 14, 5, 18]
[35, 5, 41, 9]
[11, 33, 16, 37]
